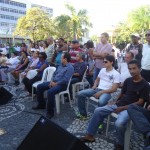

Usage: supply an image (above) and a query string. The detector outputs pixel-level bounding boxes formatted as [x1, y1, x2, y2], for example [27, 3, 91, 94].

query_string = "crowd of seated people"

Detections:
[1, 29, 150, 150]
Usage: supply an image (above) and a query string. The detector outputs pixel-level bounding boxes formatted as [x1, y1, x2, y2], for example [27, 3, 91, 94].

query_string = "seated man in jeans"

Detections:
[128, 104, 150, 149]
[69, 52, 87, 99]
[79, 60, 149, 150]
[77, 55, 120, 119]
[32, 52, 74, 119]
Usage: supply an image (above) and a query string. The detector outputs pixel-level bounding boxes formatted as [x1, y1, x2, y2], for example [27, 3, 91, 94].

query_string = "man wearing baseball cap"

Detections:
[124, 33, 143, 64]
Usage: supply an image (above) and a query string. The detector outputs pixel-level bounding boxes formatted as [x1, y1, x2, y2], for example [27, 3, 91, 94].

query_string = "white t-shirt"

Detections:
[141, 43, 150, 70]
[97, 68, 120, 90]
[39, 46, 45, 52]
[118, 63, 131, 83]
[0, 47, 7, 54]
[7, 57, 19, 68]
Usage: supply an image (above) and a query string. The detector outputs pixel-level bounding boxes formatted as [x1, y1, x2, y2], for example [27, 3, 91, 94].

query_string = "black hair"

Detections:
[86, 40, 94, 48]
[39, 52, 47, 60]
[59, 38, 64, 42]
[63, 52, 71, 62]
[22, 51, 28, 57]
[12, 51, 18, 56]
[128, 60, 141, 68]
[44, 41, 49, 48]
[105, 55, 115, 67]
[80, 44, 84, 49]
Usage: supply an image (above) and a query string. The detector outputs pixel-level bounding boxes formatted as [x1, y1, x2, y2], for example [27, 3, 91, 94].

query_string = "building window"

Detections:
[0, 14, 18, 20]
[0, 0, 26, 8]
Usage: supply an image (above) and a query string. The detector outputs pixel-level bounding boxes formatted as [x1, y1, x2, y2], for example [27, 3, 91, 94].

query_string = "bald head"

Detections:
[125, 52, 134, 63]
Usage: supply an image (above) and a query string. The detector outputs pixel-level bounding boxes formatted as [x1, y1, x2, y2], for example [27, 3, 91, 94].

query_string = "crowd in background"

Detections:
[1, 30, 150, 150]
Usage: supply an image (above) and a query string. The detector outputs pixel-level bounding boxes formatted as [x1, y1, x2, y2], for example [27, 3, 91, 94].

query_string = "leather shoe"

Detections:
[32, 104, 45, 110]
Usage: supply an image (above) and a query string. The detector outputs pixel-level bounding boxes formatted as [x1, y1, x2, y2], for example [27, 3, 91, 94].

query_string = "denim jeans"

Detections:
[93, 67, 101, 82]
[37, 82, 66, 114]
[128, 104, 150, 135]
[87, 105, 130, 146]
[77, 88, 111, 116]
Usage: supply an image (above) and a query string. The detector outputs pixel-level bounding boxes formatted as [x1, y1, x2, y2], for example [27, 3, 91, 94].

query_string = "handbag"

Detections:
[26, 69, 38, 79]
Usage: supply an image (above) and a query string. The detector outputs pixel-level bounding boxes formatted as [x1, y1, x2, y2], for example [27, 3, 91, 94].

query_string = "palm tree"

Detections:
[55, 4, 92, 40]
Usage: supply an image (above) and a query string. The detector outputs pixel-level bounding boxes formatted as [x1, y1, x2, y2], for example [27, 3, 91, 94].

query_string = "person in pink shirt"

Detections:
[93, 32, 112, 81]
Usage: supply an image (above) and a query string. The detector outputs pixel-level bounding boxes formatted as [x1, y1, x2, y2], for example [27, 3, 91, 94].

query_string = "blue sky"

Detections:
[29, 0, 150, 36]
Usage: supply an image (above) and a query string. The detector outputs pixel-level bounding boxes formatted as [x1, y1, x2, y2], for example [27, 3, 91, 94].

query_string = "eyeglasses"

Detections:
[145, 34, 150, 37]
[103, 61, 108, 64]
[39, 56, 43, 58]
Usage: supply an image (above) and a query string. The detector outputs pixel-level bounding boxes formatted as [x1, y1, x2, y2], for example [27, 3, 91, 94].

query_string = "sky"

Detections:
[28, 0, 150, 36]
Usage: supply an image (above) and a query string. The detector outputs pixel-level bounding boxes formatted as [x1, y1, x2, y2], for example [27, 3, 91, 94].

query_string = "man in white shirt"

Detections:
[77, 55, 120, 119]
[141, 29, 150, 82]
[118, 52, 133, 85]
[0, 52, 19, 82]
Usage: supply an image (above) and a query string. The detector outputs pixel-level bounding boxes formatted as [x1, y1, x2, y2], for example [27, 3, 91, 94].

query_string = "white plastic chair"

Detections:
[55, 77, 72, 114]
[106, 112, 132, 150]
[106, 102, 148, 150]
[72, 67, 90, 100]
[31, 66, 56, 100]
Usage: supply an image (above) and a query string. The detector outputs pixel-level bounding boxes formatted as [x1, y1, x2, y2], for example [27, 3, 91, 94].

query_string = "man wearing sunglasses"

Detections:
[141, 29, 150, 82]
[76, 55, 120, 120]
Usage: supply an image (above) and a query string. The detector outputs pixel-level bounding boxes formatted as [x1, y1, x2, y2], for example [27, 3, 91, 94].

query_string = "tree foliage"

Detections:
[55, 4, 92, 40]
[14, 7, 55, 42]
[114, 5, 150, 43]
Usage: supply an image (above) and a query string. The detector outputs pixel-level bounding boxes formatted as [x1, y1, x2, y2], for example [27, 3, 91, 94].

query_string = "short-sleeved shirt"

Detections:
[97, 68, 120, 90]
[73, 62, 87, 80]
[141, 43, 150, 70]
[117, 77, 150, 107]
[125, 43, 143, 63]
[69, 48, 83, 65]
[36, 60, 48, 78]
[94, 43, 112, 69]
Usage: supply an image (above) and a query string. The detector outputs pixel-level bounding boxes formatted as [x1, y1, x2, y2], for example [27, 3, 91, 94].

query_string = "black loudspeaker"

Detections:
[0, 87, 13, 105]
[17, 116, 92, 150]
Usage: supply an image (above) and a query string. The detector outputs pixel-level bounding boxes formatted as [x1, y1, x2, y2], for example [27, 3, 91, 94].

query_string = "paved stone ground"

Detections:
[0, 84, 145, 150]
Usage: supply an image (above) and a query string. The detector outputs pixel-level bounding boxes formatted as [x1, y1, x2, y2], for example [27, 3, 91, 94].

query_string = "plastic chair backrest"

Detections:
[81, 66, 88, 82]
[46, 67, 56, 81]
[41, 67, 50, 82]
[66, 77, 72, 91]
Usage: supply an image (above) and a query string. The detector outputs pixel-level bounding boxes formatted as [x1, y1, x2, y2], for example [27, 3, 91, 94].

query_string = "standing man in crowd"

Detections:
[54, 38, 68, 68]
[124, 33, 143, 64]
[93, 32, 112, 82]
[46, 36, 55, 65]
[141, 29, 150, 82]
[69, 40, 82, 65]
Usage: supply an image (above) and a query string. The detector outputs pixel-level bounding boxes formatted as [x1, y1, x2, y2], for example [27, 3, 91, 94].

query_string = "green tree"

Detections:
[14, 7, 55, 42]
[114, 5, 150, 43]
[55, 4, 92, 40]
